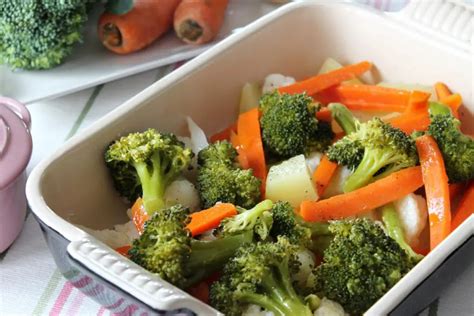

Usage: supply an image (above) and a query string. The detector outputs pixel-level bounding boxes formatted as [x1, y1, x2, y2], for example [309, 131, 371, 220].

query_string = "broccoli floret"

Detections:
[380, 203, 423, 264]
[0, 0, 89, 70]
[326, 103, 364, 169]
[197, 141, 261, 209]
[220, 199, 274, 240]
[428, 102, 474, 183]
[327, 137, 364, 171]
[129, 204, 253, 289]
[42, 0, 91, 12]
[307, 121, 335, 153]
[313, 218, 415, 315]
[270, 201, 330, 250]
[105, 129, 193, 214]
[259, 92, 321, 158]
[210, 237, 314, 316]
[197, 139, 237, 168]
[328, 110, 418, 192]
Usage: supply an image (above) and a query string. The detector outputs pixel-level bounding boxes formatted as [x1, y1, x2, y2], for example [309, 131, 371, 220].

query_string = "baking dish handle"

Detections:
[67, 237, 221, 315]
[387, 0, 473, 52]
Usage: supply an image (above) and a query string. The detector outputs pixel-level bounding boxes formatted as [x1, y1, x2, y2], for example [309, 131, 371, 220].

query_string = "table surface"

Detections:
[1, 1, 474, 316]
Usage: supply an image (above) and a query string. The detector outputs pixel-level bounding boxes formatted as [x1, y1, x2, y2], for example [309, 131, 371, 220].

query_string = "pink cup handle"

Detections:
[0, 97, 31, 128]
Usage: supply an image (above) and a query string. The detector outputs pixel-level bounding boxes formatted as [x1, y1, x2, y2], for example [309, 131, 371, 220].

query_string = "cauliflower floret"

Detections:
[313, 298, 347, 316]
[322, 166, 352, 199]
[262, 74, 295, 94]
[292, 248, 316, 289]
[393, 193, 428, 247]
[164, 179, 200, 212]
[306, 151, 324, 174]
[242, 304, 275, 316]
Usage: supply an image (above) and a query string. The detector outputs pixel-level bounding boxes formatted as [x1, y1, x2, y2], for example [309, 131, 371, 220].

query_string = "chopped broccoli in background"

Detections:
[220, 199, 274, 240]
[197, 141, 261, 209]
[260, 91, 331, 159]
[0, 0, 90, 70]
[427, 102, 474, 183]
[313, 218, 416, 315]
[327, 104, 418, 192]
[129, 204, 253, 289]
[105, 129, 193, 214]
[210, 237, 314, 316]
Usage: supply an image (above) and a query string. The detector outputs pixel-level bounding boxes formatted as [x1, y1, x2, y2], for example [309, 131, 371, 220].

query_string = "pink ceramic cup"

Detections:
[0, 97, 32, 252]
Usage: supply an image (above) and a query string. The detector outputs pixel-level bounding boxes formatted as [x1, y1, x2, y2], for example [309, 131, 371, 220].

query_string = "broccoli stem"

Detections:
[329, 103, 358, 135]
[184, 231, 253, 287]
[258, 261, 312, 316]
[238, 292, 288, 316]
[381, 204, 423, 262]
[343, 149, 399, 192]
[429, 102, 451, 116]
[296, 218, 331, 236]
[134, 153, 166, 214]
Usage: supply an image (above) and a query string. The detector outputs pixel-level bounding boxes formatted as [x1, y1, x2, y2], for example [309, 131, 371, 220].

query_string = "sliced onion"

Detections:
[187, 116, 209, 154]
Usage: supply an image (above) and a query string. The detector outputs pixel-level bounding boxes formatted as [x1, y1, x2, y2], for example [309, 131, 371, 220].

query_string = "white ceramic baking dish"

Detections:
[26, 1, 473, 315]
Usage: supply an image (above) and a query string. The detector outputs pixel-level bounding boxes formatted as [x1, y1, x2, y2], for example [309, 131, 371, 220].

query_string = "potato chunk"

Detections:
[266, 155, 318, 208]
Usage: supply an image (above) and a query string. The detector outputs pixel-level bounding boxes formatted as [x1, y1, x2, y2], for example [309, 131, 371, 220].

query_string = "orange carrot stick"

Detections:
[278, 61, 372, 95]
[388, 90, 431, 134]
[313, 155, 338, 196]
[451, 181, 474, 231]
[435, 82, 451, 100]
[115, 245, 131, 257]
[440, 94, 462, 119]
[210, 123, 237, 143]
[389, 113, 431, 135]
[316, 107, 332, 123]
[416, 135, 451, 250]
[187, 203, 237, 236]
[315, 84, 423, 112]
[98, 0, 181, 54]
[300, 166, 423, 222]
[236, 108, 267, 195]
[174, 0, 229, 45]
[131, 197, 148, 235]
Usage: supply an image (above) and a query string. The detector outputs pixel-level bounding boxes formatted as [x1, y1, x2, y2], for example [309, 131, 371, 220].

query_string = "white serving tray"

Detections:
[0, 0, 280, 105]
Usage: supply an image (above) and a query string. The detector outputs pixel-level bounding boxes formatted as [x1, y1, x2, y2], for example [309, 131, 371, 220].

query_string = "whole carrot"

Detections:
[98, 0, 181, 54]
[174, 0, 229, 45]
